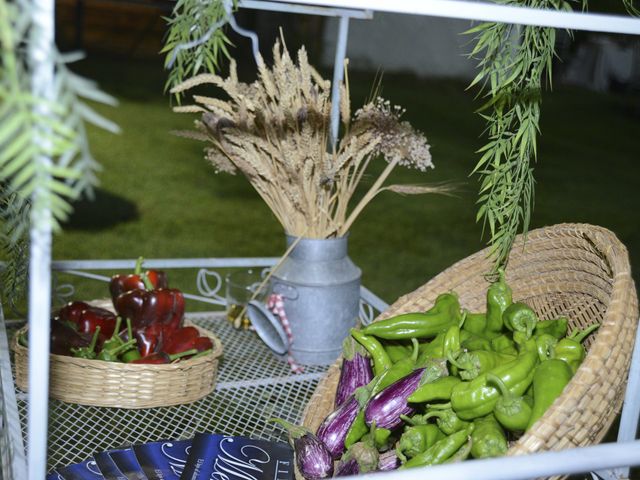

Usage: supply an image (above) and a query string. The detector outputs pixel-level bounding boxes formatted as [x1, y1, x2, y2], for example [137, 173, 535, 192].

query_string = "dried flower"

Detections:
[172, 38, 437, 238]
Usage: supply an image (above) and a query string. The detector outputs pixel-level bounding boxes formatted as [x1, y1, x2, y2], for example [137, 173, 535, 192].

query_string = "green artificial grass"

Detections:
[37, 55, 640, 310]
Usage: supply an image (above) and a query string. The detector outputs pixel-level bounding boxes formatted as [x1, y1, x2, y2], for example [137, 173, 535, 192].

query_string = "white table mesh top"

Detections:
[11, 312, 331, 471]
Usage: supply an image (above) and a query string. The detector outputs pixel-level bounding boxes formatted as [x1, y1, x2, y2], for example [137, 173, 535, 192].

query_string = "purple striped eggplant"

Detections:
[335, 339, 374, 408]
[316, 395, 360, 460]
[270, 418, 333, 480]
[378, 450, 400, 471]
[365, 359, 448, 430]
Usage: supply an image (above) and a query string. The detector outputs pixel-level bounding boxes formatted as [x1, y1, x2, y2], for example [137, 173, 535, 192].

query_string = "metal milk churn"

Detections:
[270, 235, 361, 365]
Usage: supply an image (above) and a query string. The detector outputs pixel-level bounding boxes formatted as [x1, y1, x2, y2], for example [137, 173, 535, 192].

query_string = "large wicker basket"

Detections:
[302, 223, 638, 464]
[12, 321, 223, 409]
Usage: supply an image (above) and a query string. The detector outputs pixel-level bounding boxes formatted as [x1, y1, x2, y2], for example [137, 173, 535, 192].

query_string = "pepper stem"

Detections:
[126, 317, 133, 342]
[112, 316, 122, 339]
[446, 351, 467, 371]
[89, 326, 101, 351]
[486, 373, 513, 400]
[569, 323, 600, 343]
[190, 348, 213, 360]
[399, 414, 417, 426]
[134, 256, 144, 275]
[108, 338, 137, 356]
[141, 273, 154, 291]
[269, 418, 309, 440]
[410, 338, 419, 363]
[168, 348, 198, 362]
[426, 402, 452, 411]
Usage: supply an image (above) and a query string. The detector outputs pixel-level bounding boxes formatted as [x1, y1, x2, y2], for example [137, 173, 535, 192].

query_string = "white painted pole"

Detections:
[281, 0, 640, 35]
[330, 15, 350, 149]
[28, 0, 55, 476]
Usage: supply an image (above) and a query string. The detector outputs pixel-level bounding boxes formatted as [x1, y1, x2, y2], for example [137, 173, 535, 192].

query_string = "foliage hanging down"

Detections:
[466, 4, 559, 271]
[468, 0, 638, 272]
[0, 0, 119, 304]
[162, 0, 237, 101]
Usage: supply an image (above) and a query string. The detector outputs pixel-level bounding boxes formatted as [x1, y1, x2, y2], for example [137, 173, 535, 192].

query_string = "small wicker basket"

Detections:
[302, 223, 638, 474]
[12, 321, 223, 409]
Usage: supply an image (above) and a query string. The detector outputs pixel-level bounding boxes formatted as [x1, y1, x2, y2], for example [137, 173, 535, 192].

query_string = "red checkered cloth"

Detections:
[267, 293, 304, 374]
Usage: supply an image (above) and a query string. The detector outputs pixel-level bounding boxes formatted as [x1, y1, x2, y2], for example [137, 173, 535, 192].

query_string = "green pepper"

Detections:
[470, 414, 508, 459]
[445, 437, 472, 463]
[502, 302, 538, 344]
[401, 424, 474, 469]
[535, 333, 558, 362]
[486, 268, 512, 333]
[490, 334, 518, 356]
[534, 317, 569, 339]
[418, 331, 446, 361]
[443, 324, 461, 359]
[361, 293, 462, 340]
[384, 341, 413, 363]
[397, 423, 444, 458]
[351, 329, 392, 376]
[486, 373, 532, 432]
[70, 326, 101, 359]
[527, 359, 574, 429]
[461, 333, 492, 352]
[450, 349, 538, 420]
[553, 323, 599, 374]
[408, 375, 461, 403]
[448, 350, 515, 381]
[345, 409, 369, 449]
[462, 310, 487, 336]
[368, 338, 419, 396]
[421, 405, 471, 435]
[361, 422, 392, 451]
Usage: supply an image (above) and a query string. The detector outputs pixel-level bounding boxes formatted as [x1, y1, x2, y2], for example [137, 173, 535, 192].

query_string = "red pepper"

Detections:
[76, 306, 117, 339]
[109, 256, 168, 303]
[135, 323, 165, 357]
[163, 326, 200, 355]
[131, 348, 198, 365]
[50, 320, 91, 356]
[55, 301, 90, 326]
[114, 288, 185, 333]
[192, 336, 213, 353]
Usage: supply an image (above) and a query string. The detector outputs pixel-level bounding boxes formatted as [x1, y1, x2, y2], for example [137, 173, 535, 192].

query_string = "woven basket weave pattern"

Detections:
[12, 322, 223, 409]
[302, 223, 638, 466]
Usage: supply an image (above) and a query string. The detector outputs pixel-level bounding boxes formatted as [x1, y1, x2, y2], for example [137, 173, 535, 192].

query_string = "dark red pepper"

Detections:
[131, 348, 198, 365]
[109, 256, 168, 303]
[55, 301, 90, 327]
[114, 288, 185, 333]
[76, 306, 117, 339]
[135, 323, 165, 357]
[192, 336, 213, 352]
[163, 326, 200, 354]
[50, 320, 91, 356]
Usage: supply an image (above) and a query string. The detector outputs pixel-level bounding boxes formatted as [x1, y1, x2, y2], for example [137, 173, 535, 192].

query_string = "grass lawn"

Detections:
[45, 54, 640, 311]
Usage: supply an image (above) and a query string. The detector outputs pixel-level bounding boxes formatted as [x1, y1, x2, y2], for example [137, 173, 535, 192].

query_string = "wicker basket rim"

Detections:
[11, 320, 223, 370]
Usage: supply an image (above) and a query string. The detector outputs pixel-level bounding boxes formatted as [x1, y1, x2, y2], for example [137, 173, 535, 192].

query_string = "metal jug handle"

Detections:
[271, 282, 299, 301]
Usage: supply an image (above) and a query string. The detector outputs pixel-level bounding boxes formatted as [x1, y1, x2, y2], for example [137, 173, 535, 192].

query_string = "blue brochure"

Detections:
[109, 448, 148, 480]
[56, 458, 104, 479]
[94, 450, 128, 480]
[179, 433, 293, 480]
[47, 472, 66, 480]
[133, 439, 192, 480]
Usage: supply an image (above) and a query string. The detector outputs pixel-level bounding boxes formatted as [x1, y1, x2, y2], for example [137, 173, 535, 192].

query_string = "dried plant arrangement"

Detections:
[171, 39, 442, 239]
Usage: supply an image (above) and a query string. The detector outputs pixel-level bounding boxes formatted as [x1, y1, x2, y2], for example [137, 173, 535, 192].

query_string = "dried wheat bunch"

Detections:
[172, 39, 438, 238]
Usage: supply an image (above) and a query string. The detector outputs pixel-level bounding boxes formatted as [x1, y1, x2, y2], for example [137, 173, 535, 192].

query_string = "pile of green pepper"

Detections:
[328, 269, 600, 471]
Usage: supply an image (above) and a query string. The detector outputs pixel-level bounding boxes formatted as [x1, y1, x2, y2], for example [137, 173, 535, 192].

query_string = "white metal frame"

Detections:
[14, 0, 640, 479]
